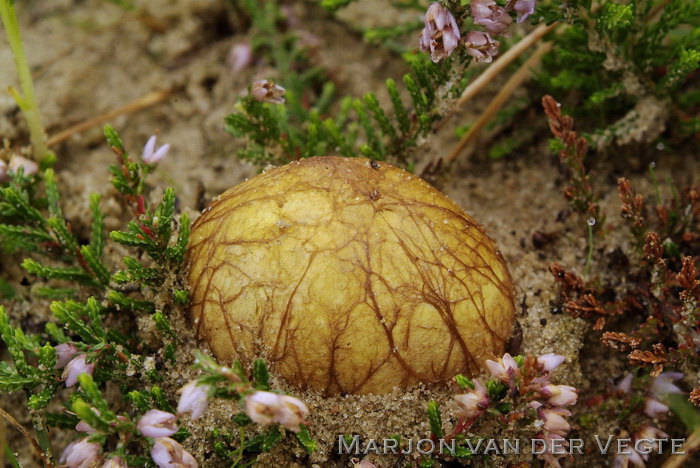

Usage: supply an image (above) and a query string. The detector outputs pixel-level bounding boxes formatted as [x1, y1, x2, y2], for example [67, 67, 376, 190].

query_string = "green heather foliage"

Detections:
[227, 0, 698, 165]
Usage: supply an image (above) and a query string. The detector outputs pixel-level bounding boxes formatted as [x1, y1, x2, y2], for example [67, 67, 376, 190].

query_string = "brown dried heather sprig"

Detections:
[542, 95, 600, 223]
[629, 344, 668, 377]
[643, 232, 664, 263]
[618, 178, 647, 246]
[677, 256, 700, 302]
[564, 293, 609, 330]
[601, 332, 641, 352]
[690, 388, 700, 407]
[549, 262, 585, 296]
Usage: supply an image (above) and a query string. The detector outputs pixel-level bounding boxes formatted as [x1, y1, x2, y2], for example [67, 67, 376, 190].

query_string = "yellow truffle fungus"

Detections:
[187, 157, 515, 394]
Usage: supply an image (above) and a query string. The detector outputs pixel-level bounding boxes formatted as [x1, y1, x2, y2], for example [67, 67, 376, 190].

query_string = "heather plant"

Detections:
[0, 125, 313, 466]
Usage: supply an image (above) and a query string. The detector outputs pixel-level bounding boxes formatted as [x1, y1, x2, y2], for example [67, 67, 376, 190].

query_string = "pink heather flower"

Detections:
[227, 42, 252, 73]
[419, 3, 461, 63]
[506, 0, 537, 23]
[352, 459, 377, 468]
[142, 135, 170, 165]
[55, 343, 79, 369]
[471, 0, 513, 36]
[485, 353, 519, 381]
[137, 409, 178, 438]
[75, 407, 100, 433]
[613, 449, 646, 468]
[59, 437, 101, 468]
[543, 384, 578, 407]
[62, 354, 95, 388]
[177, 381, 211, 421]
[454, 379, 490, 418]
[0, 160, 8, 183]
[8, 155, 38, 177]
[538, 353, 565, 372]
[537, 432, 569, 468]
[615, 373, 634, 394]
[251, 79, 286, 104]
[102, 457, 128, 468]
[464, 31, 500, 63]
[634, 425, 670, 456]
[650, 372, 684, 398]
[541, 407, 571, 437]
[644, 397, 669, 418]
[244, 391, 282, 425]
[151, 437, 198, 468]
[244, 391, 310, 432]
[275, 395, 310, 432]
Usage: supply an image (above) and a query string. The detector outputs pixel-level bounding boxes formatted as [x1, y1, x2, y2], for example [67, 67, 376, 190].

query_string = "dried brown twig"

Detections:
[0, 406, 52, 467]
[47, 88, 176, 147]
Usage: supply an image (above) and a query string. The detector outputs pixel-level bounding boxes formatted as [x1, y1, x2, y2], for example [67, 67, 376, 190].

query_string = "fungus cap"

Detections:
[187, 157, 515, 394]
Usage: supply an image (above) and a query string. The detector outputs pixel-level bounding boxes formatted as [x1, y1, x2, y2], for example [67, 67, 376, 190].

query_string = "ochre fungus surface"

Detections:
[187, 157, 515, 394]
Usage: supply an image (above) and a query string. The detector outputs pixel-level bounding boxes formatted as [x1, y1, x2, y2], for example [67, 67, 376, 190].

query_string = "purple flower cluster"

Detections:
[419, 3, 462, 63]
[418, 1, 538, 64]
[454, 353, 577, 467]
[611, 372, 683, 467]
[59, 363, 311, 467]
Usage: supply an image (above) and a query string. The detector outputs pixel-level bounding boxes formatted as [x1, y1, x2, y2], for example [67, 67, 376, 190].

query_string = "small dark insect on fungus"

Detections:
[187, 157, 515, 395]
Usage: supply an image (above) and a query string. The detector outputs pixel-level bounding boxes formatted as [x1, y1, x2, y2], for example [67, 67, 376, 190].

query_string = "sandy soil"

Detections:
[1, 1, 698, 467]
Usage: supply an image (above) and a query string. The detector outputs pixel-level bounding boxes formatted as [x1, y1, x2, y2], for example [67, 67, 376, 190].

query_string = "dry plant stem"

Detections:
[0, 406, 52, 468]
[442, 41, 553, 166]
[661, 427, 700, 468]
[0, 1, 49, 160]
[47, 88, 176, 147]
[434, 22, 559, 132]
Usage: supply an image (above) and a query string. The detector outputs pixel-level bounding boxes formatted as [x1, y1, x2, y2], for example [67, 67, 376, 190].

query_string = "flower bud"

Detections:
[227, 42, 252, 73]
[75, 407, 100, 433]
[506, 0, 537, 23]
[650, 372, 684, 398]
[454, 379, 489, 418]
[244, 391, 282, 425]
[464, 31, 500, 64]
[177, 381, 211, 421]
[615, 373, 634, 394]
[142, 135, 170, 165]
[274, 395, 309, 432]
[59, 437, 101, 468]
[543, 384, 578, 407]
[251, 80, 286, 104]
[471, 0, 513, 36]
[352, 459, 377, 468]
[55, 343, 79, 369]
[644, 397, 669, 418]
[137, 409, 178, 438]
[102, 456, 128, 468]
[151, 437, 198, 468]
[541, 407, 571, 437]
[419, 3, 461, 63]
[537, 353, 565, 372]
[62, 354, 95, 388]
[485, 353, 519, 381]
[8, 155, 38, 177]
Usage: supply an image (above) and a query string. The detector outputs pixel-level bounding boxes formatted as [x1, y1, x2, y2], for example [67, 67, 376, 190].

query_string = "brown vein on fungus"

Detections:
[186, 157, 515, 395]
